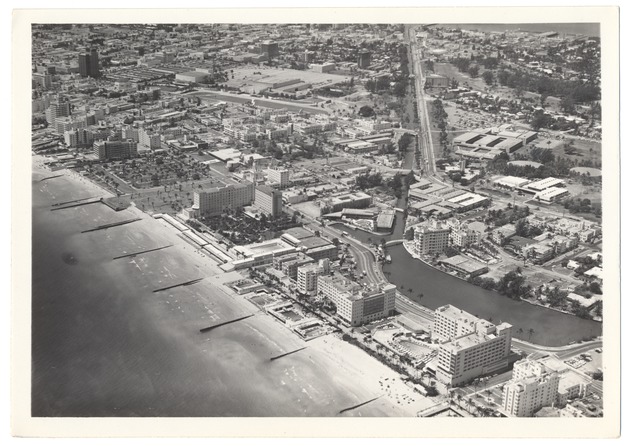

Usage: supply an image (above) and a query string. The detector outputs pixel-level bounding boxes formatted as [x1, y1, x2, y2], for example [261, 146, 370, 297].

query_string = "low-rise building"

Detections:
[272, 252, 315, 280]
[175, 71, 207, 83]
[230, 238, 296, 270]
[425, 73, 449, 88]
[439, 255, 489, 278]
[535, 355, 592, 407]
[310, 62, 336, 73]
[491, 224, 517, 245]
[322, 192, 372, 213]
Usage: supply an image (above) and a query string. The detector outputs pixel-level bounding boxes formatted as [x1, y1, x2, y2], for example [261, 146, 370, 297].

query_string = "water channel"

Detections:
[338, 192, 602, 346]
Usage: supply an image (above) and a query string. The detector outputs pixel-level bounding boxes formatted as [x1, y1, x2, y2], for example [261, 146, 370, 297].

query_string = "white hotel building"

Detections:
[502, 358, 560, 417]
[186, 182, 254, 217]
[414, 221, 451, 255]
[432, 305, 512, 386]
[316, 274, 396, 326]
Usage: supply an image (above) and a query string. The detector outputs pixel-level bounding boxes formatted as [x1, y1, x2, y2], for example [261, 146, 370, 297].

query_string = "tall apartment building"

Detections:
[317, 275, 396, 326]
[139, 128, 162, 149]
[414, 221, 451, 255]
[64, 128, 94, 148]
[122, 126, 139, 142]
[255, 185, 283, 218]
[260, 41, 279, 59]
[502, 358, 561, 417]
[33, 73, 52, 90]
[267, 168, 290, 188]
[45, 101, 71, 125]
[297, 260, 329, 295]
[54, 117, 86, 135]
[358, 50, 371, 69]
[94, 139, 138, 161]
[451, 226, 480, 248]
[78, 49, 100, 78]
[192, 182, 254, 217]
[432, 305, 512, 386]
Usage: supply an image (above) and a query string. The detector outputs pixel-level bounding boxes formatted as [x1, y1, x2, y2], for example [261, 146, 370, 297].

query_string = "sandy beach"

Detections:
[31, 158, 434, 417]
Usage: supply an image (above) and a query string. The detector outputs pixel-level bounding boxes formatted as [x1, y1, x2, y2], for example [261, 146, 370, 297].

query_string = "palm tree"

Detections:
[472, 378, 480, 393]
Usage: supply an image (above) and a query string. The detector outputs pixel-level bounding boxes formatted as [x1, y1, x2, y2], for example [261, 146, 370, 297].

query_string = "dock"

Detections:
[199, 314, 254, 333]
[81, 218, 141, 233]
[112, 244, 173, 260]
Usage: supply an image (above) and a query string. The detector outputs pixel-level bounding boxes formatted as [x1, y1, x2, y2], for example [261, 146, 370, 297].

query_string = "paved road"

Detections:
[303, 220, 384, 285]
[512, 338, 602, 358]
[406, 25, 448, 187]
[394, 293, 434, 323]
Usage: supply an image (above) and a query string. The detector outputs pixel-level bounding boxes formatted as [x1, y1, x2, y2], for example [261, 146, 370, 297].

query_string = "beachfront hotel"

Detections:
[186, 181, 255, 217]
[316, 274, 396, 326]
[297, 261, 327, 295]
[431, 305, 512, 387]
[94, 139, 138, 161]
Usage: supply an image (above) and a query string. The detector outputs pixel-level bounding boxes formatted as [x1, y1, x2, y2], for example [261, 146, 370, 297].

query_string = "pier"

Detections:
[112, 245, 173, 260]
[51, 196, 100, 207]
[152, 278, 203, 293]
[81, 218, 141, 233]
[38, 174, 64, 182]
[269, 347, 307, 361]
[51, 199, 102, 211]
[199, 314, 254, 333]
[338, 396, 381, 414]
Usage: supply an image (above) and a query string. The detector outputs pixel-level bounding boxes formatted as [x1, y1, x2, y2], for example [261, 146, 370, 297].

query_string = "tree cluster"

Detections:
[561, 197, 601, 218]
[355, 172, 383, 189]
[514, 218, 544, 238]
[431, 99, 450, 156]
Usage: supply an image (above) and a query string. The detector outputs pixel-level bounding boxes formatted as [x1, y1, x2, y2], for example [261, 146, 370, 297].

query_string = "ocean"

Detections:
[445, 23, 600, 38]
[31, 167, 415, 417]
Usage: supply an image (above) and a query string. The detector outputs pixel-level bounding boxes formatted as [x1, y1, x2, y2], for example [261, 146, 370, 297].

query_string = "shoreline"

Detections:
[32, 155, 435, 416]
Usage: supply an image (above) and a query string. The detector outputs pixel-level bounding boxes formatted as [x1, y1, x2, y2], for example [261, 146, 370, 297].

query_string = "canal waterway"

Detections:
[382, 244, 601, 346]
[338, 189, 601, 346]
